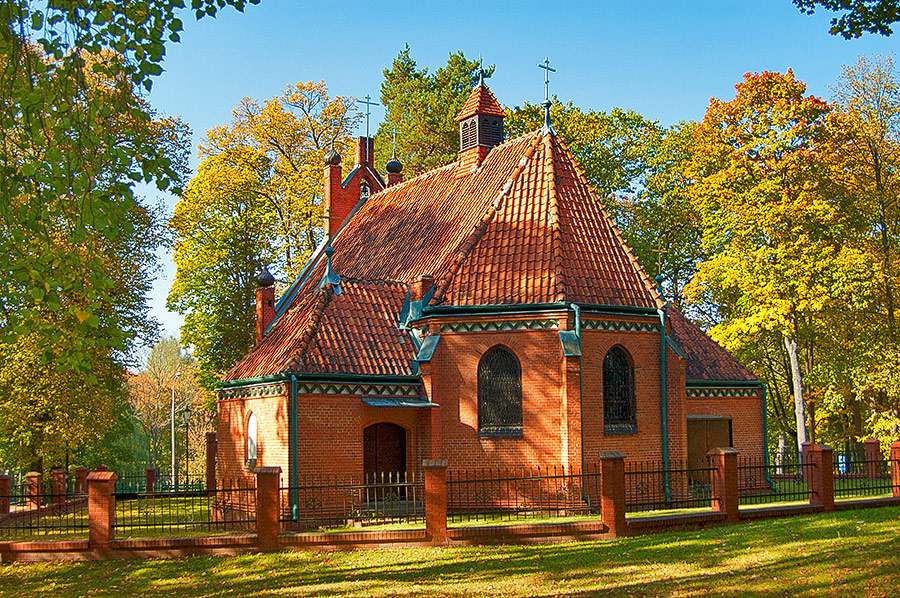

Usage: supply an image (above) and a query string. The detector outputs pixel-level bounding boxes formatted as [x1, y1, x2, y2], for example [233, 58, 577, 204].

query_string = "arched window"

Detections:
[478, 346, 523, 437]
[603, 346, 636, 434]
[246, 412, 258, 464]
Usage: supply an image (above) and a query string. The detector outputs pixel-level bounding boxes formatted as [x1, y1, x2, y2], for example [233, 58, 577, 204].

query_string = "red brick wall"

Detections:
[217, 389, 290, 483]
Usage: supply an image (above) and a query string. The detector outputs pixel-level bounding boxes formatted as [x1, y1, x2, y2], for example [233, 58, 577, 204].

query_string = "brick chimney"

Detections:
[323, 149, 344, 241]
[410, 274, 434, 303]
[255, 267, 276, 344]
[354, 136, 375, 167]
[386, 154, 403, 187]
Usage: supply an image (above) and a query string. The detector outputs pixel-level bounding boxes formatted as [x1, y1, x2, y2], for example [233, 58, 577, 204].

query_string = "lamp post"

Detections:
[170, 371, 181, 490]
[182, 406, 192, 487]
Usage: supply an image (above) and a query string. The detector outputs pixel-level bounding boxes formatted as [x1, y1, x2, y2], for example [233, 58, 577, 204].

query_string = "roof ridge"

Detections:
[340, 277, 407, 287]
[553, 135, 665, 309]
[286, 284, 335, 371]
[545, 133, 565, 303]
[431, 131, 544, 304]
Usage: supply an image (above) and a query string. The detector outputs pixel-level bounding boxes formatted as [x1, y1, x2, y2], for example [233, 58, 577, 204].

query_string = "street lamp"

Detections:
[170, 371, 181, 490]
[182, 406, 192, 487]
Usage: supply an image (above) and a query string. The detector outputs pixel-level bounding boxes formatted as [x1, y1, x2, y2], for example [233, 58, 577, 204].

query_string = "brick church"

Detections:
[216, 82, 765, 491]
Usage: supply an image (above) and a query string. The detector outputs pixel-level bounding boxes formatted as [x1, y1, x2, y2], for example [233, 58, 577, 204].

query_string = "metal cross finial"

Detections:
[388, 128, 400, 157]
[357, 94, 380, 139]
[538, 57, 556, 102]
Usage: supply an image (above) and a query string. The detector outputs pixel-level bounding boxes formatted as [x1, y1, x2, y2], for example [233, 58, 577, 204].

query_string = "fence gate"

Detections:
[688, 416, 732, 483]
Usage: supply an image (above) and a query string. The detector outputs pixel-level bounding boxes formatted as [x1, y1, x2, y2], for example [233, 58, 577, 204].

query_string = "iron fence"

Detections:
[113, 478, 255, 537]
[0, 488, 88, 539]
[833, 455, 896, 499]
[447, 465, 601, 523]
[280, 472, 424, 531]
[737, 455, 814, 506]
[624, 460, 712, 513]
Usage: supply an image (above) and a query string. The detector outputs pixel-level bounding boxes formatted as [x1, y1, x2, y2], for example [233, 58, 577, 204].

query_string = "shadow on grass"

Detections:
[1, 506, 899, 597]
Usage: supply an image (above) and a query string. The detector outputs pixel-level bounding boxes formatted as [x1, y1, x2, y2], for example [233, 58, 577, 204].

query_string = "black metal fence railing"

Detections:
[624, 460, 712, 514]
[113, 478, 255, 537]
[833, 456, 895, 499]
[280, 472, 424, 531]
[447, 465, 601, 523]
[0, 489, 89, 539]
[737, 455, 814, 506]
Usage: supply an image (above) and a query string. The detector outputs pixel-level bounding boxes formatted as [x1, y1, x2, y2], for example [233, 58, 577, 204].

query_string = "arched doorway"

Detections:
[363, 422, 407, 482]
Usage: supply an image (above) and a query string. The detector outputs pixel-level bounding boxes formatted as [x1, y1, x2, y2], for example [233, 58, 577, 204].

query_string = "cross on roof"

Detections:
[388, 128, 400, 156]
[538, 57, 556, 103]
[357, 94, 379, 139]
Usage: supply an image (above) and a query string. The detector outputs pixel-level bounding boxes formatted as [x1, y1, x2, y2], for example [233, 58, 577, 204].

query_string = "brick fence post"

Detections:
[891, 441, 900, 498]
[75, 467, 88, 495]
[806, 444, 834, 512]
[0, 475, 9, 516]
[87, 471, 117, 549]
[255, 466, 281, 551]
[863, 439, 881, 480]
[206, 432, 217, 495]
[598, 451, 626, 537]
[51, 468, 66, 504]
[25, 472, 41, 510]
[707, 447, 740, 523]
[423, 459, 448, 545]
[145, 467, 156, 493]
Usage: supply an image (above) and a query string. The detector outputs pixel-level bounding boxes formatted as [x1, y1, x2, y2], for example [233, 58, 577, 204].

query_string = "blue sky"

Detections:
[144, 0, 898, 340]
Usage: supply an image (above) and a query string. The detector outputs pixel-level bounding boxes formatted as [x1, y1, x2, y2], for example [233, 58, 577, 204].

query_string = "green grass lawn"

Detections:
[1, 506, 899, 597]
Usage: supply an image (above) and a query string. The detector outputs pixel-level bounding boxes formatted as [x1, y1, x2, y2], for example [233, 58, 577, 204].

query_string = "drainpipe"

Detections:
[657, 308, 671, 501]
[290, 374, 299, 520]
[571, 303, 584, 478]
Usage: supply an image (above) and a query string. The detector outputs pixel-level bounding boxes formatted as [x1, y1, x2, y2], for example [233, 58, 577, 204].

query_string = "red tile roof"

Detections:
[227, 280, 415, 380]
[666, 308, 757, 382]
[455, 85, 505, 121]
[225, 125, 668, 381]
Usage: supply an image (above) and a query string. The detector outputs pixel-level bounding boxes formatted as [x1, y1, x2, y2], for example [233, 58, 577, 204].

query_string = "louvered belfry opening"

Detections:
[460, 116, 478, 151]
[603, 346, 637, 434]
[478, 346, 523, 437]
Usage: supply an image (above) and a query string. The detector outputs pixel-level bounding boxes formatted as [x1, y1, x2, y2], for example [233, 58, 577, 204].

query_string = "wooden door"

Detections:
[687, 418, 733, 480]
[363, 423, 406, 481]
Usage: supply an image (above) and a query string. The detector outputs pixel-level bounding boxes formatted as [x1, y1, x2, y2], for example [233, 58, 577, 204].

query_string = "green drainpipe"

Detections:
[290, 374, 299, 520]
[657, 308, 671, 502]
[571, 303, 585, 481]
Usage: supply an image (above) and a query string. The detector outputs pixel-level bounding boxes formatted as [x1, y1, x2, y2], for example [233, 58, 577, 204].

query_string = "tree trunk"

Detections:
[784, 334, 808, 448]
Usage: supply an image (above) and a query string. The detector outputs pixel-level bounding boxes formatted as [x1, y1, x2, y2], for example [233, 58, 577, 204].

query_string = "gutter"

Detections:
[568, 303, 585, 496]
[216, 372, 422, 390]
[423, 301, 659, 318]
[761, 381, 774, 491]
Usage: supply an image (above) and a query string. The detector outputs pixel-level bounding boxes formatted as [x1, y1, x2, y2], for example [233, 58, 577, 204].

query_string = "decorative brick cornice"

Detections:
[219, 383, 285, 401]
[439, 319, 559, 333]
[582, 319, 659, 333]
[298, 382, 421, 397]
[686, 387, 760, 399]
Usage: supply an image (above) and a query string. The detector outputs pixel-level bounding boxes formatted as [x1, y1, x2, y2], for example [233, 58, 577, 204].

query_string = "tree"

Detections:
[129, 337, 209, 472]
[169, 82, 359, 389]
[794, 1, 900, 38]
[686, 70, 875, 451]
[0, 0, 257, 471]
[376, 46, 491, 176]
[833, 55, 900, 437]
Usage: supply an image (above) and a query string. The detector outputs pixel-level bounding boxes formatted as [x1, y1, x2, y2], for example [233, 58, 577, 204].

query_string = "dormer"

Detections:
[456, 84, 505, 171]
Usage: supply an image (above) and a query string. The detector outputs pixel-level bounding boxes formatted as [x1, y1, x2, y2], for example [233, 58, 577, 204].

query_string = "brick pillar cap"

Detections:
[75, 466, 88, 471]
[423, 459, 448, 468]
[25, 471, 41, 478]
[863, 438, 879, 444]
[51, 467, 66, 473]
[808, 443, 833, 452]
[86, 471, 118, 482]
[707, 447, 740, 456]
[255, 466, 282, 475]
[145, 467, 157, 472]
[0, 474, 8, 480]
[597, 451, 626, 460]
[891, 440, 900, 448]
